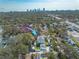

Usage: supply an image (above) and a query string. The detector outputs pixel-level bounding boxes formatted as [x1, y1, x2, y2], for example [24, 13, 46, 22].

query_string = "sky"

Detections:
[0, 0, 79, 12]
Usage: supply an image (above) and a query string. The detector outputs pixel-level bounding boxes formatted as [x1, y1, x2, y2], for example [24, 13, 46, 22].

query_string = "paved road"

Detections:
[65, 20, 79, 29]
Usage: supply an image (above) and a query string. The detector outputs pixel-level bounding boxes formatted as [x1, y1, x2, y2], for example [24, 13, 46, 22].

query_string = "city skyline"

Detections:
[0, 0, 79, 12]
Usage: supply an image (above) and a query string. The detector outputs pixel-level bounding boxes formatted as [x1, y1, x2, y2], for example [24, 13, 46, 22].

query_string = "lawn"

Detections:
[35, 46, 40, 51]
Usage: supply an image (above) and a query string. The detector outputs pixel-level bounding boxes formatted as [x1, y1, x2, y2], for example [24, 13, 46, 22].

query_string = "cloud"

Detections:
[0, 0, 79, 11]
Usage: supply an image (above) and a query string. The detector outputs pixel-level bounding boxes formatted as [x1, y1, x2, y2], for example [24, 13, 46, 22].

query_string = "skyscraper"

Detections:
[43, 8, 45, 11]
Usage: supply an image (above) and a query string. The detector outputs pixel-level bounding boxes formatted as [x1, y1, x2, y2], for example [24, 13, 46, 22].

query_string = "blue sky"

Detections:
[0, 0, 79, 11]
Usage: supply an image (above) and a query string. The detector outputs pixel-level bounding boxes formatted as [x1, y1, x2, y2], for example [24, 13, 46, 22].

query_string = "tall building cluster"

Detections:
[26, 8, 46, 12]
